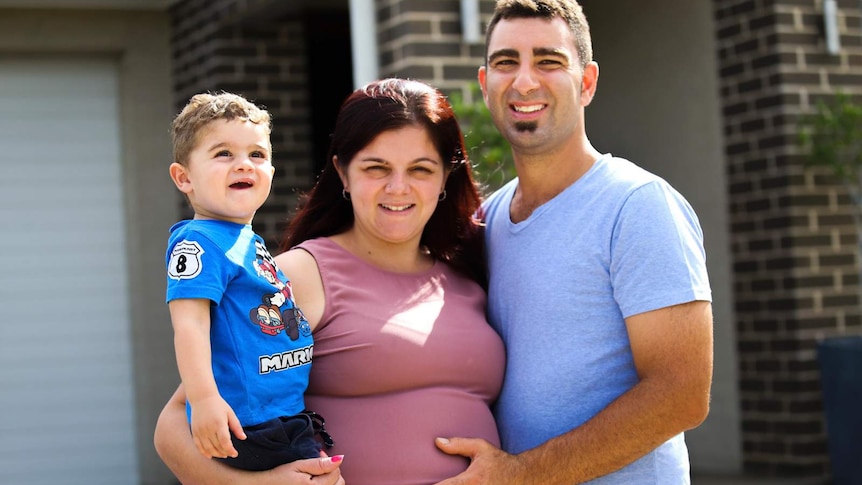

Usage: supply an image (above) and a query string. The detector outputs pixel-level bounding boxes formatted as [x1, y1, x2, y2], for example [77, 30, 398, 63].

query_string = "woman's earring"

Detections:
[342, 189, 351, 201]
[438, 190, 447, 202]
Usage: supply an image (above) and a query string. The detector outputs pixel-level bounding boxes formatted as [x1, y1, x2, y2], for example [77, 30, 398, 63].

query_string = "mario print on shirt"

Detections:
[250, 239, 310, 340]
[253, 239, 293, 307]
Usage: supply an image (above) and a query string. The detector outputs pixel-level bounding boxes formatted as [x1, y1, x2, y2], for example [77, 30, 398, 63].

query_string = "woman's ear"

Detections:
[333, 156, 348, 190]
[169, 162, 193, 194]
[441, 170, 451, 194]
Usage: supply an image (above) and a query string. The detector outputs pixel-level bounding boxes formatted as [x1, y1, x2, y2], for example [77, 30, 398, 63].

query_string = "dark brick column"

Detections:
[714, 0, 862, 478]
[170, 0, 313, 246]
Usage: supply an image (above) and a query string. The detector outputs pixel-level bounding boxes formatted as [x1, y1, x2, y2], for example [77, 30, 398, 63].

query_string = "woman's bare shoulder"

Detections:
[275, 246, 325, 329]
[275, 246, 317, 271]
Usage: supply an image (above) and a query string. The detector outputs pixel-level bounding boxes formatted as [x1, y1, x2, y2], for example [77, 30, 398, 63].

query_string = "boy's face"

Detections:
[169, 119, 274, 225]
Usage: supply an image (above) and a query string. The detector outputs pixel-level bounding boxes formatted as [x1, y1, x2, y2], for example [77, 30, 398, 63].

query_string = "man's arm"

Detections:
[153, 385, 345, 485]
[436, 300, 714, 485]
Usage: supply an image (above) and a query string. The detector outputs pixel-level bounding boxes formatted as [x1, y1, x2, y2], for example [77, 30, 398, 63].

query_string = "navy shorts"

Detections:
[216, 412, 323, 471]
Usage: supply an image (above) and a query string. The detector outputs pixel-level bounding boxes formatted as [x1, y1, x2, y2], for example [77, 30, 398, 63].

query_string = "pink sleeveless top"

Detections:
[297, 238, 505, 485]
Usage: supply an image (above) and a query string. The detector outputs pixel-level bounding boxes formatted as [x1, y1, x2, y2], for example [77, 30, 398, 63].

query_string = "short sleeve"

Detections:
[165, 232, 231, 304]
[610, 180, 712, 318]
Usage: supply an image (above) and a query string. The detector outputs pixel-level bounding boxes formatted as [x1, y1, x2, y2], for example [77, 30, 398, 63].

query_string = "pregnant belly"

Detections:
[306, 389, 499, 485]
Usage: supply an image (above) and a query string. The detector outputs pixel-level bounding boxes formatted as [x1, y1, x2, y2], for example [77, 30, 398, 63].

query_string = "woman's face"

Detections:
[339, 125, 447, 248]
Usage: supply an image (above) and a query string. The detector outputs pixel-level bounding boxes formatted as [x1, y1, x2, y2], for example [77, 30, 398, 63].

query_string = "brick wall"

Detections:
[376, 0, 493, 102]
[714, 0, 862, 477]
[170, 0, 313, 246]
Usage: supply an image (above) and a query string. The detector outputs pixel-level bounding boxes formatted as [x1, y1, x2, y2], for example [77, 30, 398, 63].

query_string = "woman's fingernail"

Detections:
[331, 454, 344, 463]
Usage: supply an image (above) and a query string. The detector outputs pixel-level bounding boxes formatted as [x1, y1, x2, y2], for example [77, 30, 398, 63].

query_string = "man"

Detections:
[435, 1, 714, 483]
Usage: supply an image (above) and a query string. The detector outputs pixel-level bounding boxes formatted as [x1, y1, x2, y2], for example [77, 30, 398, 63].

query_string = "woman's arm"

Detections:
[153, 385, 344, 485]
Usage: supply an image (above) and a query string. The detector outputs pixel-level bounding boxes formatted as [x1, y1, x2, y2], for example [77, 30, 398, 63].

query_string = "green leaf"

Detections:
[450, 83, 516, 195]
[799, 93, 862, 187]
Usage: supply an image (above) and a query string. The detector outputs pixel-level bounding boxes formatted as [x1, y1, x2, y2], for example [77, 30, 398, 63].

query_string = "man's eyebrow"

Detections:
[534, 47, 571, 60]
[488, 48, 519, 63]
[488, 47, 572, 63]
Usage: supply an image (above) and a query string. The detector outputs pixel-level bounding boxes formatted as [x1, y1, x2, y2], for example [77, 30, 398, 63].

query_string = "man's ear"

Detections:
[581, 61, 599, 107]
[478, 66, 489, 107]
[169, 162, 193, 194]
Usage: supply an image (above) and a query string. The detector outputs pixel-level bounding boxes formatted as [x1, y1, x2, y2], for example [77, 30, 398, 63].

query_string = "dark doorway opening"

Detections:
[304, 10, 354, 179]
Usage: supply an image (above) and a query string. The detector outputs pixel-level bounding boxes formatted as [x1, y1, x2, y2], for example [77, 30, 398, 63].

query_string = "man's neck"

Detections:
[509, 144, 601, 223]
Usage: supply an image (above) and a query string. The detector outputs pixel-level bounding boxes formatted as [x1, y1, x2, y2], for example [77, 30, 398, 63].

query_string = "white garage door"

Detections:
[0, 57, 139, 485]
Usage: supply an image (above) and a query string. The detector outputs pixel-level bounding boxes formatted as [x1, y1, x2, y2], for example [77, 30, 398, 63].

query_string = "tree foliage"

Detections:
[449, 82, 516, 195]
[799, 93, 862, 186]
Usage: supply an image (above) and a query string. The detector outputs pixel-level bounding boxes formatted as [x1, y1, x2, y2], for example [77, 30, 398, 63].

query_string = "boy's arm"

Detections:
[169, 298, 245, 458]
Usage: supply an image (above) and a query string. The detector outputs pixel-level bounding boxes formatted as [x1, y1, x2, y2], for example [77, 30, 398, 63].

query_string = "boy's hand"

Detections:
[189, 395, 246, 459]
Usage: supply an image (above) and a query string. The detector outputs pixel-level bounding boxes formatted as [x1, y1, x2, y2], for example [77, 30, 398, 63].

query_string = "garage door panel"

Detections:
[0, 57, 138, 484]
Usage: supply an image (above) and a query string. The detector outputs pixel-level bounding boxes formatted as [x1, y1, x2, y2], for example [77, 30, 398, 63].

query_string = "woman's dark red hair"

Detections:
[279, 78, 486, 285]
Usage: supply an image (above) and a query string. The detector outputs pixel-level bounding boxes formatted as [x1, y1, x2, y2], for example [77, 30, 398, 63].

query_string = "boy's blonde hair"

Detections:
[171, 92, 272, 166]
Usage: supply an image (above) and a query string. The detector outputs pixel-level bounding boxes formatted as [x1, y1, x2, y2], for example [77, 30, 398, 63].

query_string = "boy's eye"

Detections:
[250, 151, 266, 158]
[216, 150, 231, 157]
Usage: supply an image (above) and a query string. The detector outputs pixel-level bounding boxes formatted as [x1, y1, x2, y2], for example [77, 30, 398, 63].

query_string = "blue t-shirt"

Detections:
[166, 219, 313, 427]
[483, 155, 711, 484]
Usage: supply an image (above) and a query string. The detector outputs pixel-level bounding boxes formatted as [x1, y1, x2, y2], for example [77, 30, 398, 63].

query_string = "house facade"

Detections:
[0, 0, 859, 484]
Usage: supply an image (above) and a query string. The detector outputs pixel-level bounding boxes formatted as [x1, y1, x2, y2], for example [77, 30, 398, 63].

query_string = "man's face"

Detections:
[479, 16, 593, 156]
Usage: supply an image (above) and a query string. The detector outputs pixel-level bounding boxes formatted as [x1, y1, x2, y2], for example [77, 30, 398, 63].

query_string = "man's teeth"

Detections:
[381, 204, 412, 211]
[514, 105, 543, 113]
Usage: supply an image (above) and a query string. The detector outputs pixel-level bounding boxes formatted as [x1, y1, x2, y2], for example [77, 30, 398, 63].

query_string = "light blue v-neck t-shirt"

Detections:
[483, 154, 711, 484]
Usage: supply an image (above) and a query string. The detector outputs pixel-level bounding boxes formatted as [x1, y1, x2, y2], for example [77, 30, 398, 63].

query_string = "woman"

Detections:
[154, 78, 505, 485]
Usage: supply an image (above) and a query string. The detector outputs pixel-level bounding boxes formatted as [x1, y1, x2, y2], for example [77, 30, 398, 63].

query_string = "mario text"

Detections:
[259, 345, 313, 374]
